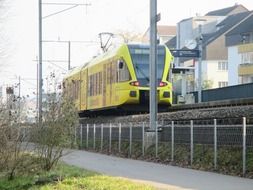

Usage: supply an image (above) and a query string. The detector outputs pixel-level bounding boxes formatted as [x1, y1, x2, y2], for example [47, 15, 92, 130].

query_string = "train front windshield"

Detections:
[128, 45, 165, 86]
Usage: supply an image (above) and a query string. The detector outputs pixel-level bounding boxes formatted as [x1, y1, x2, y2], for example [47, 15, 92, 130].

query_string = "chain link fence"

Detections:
[75, 117, 253, 177]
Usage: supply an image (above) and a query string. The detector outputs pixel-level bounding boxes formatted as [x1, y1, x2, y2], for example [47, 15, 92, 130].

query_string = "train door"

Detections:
[109, 62, 113, 105]
[80, 69, 87, 110]
[106, 62, 112, 106]
[102, 64, 106, 106]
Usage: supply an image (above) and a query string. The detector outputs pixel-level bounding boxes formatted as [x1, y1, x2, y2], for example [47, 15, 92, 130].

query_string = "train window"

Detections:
[88, 76, 91, 96]
[93, 75, 95, 96]
[118, 60, 124, 69]
[110, 63, 113, 84]
[118, 59, 130, 82]
[96, 73, 99, 95]
[94, 74, 96, 96]
[107, 66, 110, 85]
[93, 75, 96, 96]
[77, 81, 79, 99]
[112, 63, 117, 83]
[89, 75, 93, 96]
[99, 72, 102, 94]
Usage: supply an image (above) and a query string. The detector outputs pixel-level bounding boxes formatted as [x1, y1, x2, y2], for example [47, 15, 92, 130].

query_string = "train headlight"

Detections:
[130, 81, 140, 86]
[159, 82, 167, 87]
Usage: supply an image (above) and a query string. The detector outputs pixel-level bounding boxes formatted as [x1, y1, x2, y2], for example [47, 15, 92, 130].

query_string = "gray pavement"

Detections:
[62, 150, 253, 190]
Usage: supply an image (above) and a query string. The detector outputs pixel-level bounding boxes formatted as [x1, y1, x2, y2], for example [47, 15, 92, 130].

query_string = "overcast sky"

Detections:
[1, 0, 253, 95]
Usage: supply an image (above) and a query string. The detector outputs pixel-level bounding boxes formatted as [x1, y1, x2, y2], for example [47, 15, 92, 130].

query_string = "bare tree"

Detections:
[32, 74, 78, 171]
[32, 93, 78, 171]
[116, 29, 143, 43]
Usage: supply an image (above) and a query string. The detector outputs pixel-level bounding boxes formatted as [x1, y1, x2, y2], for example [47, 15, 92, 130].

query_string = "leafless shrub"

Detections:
[32, 92, 78, 171]
[0, 102, 37, 180]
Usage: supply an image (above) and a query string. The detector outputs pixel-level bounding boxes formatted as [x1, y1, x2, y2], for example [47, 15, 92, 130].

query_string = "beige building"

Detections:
[142, 25, 176, 44]
[226, 13, 253, 85]
[166, 4, 250, 90]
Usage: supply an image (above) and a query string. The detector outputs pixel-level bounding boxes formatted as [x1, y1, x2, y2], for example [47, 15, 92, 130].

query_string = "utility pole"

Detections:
[42, 40, 96, 71]
[68, 41, 71, 70]
[38, 1, 92, 127]
[38, 0, 43, 127]
[198, 24, 203, 103]
[150, 0, 158, 130]
[36, 59, 39, 124]
[18, 76, 21, 124]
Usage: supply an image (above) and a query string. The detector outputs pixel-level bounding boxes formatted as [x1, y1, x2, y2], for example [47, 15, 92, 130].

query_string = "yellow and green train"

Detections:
[63, 44, 173, 116]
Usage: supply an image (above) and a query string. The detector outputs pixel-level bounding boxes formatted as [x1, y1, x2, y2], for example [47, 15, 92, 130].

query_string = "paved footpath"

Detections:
[62, 150, 253, 190]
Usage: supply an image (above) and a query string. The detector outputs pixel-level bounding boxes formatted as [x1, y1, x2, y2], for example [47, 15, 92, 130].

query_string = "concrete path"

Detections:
[62, 150, 253, 190]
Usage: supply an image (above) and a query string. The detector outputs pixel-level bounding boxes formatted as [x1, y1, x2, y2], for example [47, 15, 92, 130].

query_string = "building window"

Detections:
[218, 61, 228, 71]
[241, 52, 253, 65]
[218, 81, 228, 88]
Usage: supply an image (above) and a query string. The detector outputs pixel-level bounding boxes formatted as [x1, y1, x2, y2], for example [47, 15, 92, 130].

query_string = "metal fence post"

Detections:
[129, 123, 132, 157]
[190, 120, 194, 166]
[86, 124, 89, 149]
[171, 121, 174, 162]
[93, 124, 96, 150]
[109, 123, 112, 153]
[119, 123, 121, 153]
[155, 121, 158, 158]
[214, 119, 217, 170]
[101, 124, 103, 151]
[74, 125, 77, 144]
[243, 117, 247, 176]
[142, 122, 145, 157]
[80, 124, 83, 149]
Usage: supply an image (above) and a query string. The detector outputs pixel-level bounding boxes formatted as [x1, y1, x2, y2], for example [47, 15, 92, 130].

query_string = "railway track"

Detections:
[79, 98, 253, 125]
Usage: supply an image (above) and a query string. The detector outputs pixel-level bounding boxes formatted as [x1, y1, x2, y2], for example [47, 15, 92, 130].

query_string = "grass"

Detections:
[0, 163, 155, 190]
[40, 175, 154, 190]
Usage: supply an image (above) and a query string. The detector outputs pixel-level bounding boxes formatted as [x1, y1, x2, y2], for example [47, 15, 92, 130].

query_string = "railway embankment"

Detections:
[80, 105, 253, 124]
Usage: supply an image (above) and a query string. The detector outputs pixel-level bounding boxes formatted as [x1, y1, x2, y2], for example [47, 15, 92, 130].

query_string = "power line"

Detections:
[43, 5, 79, 19]
[38, 0, 92, 126]
[46, 60, 68, 72]
[33, 59, 68, 63]
[42, 3, 91, 6]
[43, 40, 98, 44]
[42, 2, 91, 19]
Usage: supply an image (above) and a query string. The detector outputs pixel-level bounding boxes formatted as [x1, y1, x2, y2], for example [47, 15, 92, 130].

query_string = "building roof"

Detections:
[157, 25, 177, 36]
[205, 4, 248, 16]
[203, 11, 251, 46]
[226, 12, 253, 36]
[165, 36, 177, 49]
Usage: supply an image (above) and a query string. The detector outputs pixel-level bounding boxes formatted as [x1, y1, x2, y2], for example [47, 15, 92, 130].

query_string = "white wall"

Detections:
[207, 60, 228, 88]
[228, 46, 240, 85]
[195, 60, 228, 89]
[194, 60, 208, 90]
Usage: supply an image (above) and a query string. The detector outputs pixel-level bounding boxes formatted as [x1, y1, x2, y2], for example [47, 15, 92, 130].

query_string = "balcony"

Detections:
[238, 43, 253, 53]
[238, 63, 253, 76]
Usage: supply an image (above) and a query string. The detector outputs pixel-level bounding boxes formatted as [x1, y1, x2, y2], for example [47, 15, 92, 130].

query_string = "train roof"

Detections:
[63, 44, 125, 79]
[63, 65, 83, 79]
[85, 44, 127, 67]
[63, 43, 168, 79]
